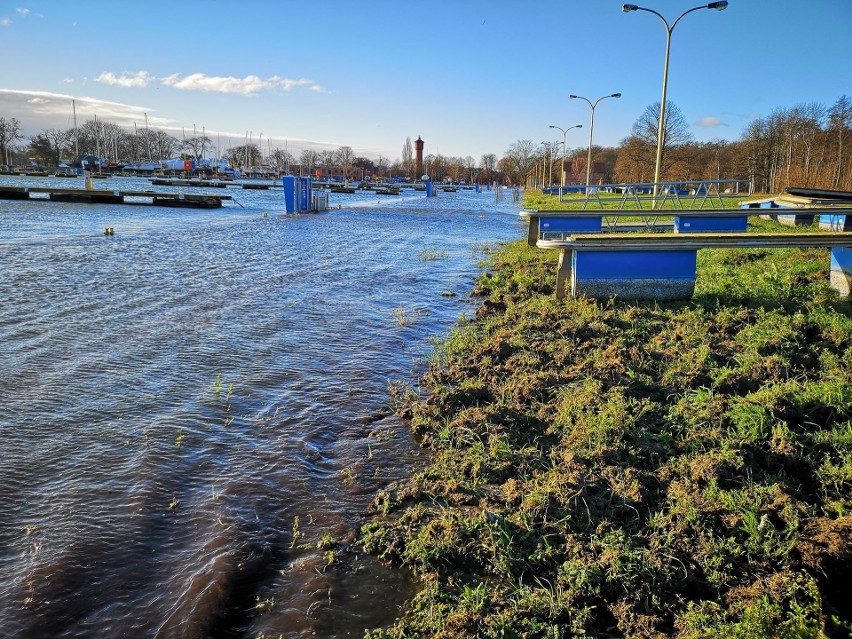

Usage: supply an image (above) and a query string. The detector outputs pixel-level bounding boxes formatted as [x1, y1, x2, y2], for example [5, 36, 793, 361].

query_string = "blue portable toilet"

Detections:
[283, 176, 313, 212]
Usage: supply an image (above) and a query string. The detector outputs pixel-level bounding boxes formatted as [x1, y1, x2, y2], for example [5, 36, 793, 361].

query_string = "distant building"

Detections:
[415, 136, 424, 178]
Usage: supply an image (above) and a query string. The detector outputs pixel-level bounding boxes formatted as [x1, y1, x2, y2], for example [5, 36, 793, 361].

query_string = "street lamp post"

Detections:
[549, 124, 583, 195]
[622, 2, 728, 205]
[539, 142, 550, 189]
[569, 93, 622, 191]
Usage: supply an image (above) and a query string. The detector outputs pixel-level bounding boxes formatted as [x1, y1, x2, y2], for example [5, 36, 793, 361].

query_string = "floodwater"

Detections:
[0, 175, 523, 638]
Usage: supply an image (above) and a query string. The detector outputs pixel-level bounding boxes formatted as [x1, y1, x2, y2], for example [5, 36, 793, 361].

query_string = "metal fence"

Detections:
[554, 179, 753, 209]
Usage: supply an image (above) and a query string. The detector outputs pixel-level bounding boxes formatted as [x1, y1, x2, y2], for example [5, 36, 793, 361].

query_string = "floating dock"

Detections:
[0, 185, 232, 208]
[150, 178, 277, 190]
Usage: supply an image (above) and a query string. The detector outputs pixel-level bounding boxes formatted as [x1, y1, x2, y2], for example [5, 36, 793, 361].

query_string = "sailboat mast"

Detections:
[72, 99, 79, 157]
[144, 112, 151, 162]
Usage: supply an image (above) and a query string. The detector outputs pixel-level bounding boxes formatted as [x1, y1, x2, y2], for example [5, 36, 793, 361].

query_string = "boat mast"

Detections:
[72, 99, 79, 157]
[94, 114, 100, 171]
[144, 112, 151, 162]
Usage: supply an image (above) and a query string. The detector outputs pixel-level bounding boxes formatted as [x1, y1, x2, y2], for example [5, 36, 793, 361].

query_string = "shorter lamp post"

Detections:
[549, 124, 583, 197]
[569, 93, 621, 191]
[538, 142, 549, 189]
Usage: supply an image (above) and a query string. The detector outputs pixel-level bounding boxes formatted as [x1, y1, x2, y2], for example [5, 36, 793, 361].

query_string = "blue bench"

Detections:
[520, 209, 752, 247]
[535, 232, 852, 301]
[739, 194, 852, 229]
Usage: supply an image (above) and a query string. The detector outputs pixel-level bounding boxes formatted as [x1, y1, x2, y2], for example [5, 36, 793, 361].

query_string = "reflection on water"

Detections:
[0, 176, 523, 637]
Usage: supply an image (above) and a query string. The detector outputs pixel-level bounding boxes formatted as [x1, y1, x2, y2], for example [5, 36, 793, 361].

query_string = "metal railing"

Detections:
[554, 179, 753, 209]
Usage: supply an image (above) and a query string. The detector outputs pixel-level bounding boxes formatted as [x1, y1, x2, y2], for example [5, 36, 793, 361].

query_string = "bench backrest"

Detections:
[537, 232, 852, 251]
[521, 208, 852, 219]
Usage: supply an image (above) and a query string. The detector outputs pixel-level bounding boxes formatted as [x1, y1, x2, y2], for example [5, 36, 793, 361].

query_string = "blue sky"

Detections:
[1, 0, 850, 163]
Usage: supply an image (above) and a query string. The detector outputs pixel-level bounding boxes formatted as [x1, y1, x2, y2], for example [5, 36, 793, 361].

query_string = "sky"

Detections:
[1, 0, 850, 163]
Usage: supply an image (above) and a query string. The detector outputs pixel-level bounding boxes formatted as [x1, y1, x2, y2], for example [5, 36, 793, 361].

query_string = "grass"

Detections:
[356, 214, 852, 638]
[420, 243, 449, 260]
[391, 305, 426, 327]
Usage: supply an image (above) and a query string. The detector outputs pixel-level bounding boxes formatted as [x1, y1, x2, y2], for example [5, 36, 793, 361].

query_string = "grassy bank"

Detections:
[358, 219, 852, 638]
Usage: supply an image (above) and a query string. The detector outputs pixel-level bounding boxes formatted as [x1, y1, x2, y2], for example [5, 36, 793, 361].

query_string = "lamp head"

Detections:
[569, 95, 578, 99]
[611, 93, 622, 98]
[707, 1, 727, 9]
[549, 125, 557, 129]
[622, 4, 639, 11]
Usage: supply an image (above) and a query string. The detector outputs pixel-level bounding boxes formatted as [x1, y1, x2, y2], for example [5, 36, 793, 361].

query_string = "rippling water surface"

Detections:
[0, 175, 523, 638]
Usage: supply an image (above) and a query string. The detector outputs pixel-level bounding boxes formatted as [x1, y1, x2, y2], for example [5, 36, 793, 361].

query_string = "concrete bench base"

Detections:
[777, 213, 815, 227]
[573, 275, 696, 300]
[571, 249, 697, 300]
[832, 247, 852, 296]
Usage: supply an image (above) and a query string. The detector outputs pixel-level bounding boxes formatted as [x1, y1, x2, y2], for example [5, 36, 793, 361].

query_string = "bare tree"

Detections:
[480, 153, 497, 183]
[29, 128, 71, 166]
[0, 117, 23, 164]
[335, 145, 355, 167]
[828, 95, 852, 188]
[503, 140, 537, 186]
[401, 137, 413, 179]
[183, 135, 212, 163]
[464, 155, 476, 182]
[147, 129, 179, 161]
[631, 101, 693, 180]
[269, 148, 295, 175]
[318, 150, 336, 177]
[225, 144, 261, 169]
[299, 149, 319, 176]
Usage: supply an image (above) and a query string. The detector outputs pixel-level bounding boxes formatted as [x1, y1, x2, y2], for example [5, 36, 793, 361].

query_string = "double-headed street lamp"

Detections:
[569, 93, 621, 189]
[623, 2, 728, 202]
[549, 124, 582, 190]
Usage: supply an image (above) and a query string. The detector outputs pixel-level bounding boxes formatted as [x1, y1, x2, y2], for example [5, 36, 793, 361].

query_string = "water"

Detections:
[0, 175, 523, 638]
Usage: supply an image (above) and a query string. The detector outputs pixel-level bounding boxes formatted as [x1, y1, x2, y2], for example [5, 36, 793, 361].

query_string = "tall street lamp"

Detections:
[549, 124, 583, 192]
[539, 141, 551, 188]
[569, 93, 621, 190]
[623, 2, 728, 203]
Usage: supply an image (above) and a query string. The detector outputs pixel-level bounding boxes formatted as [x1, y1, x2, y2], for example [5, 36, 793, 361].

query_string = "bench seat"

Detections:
[520, 208, 754, 246]
[535, 232, 852, 301]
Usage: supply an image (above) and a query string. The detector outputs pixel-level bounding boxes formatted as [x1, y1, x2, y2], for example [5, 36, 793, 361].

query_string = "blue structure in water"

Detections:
[283, 176, 313, 213]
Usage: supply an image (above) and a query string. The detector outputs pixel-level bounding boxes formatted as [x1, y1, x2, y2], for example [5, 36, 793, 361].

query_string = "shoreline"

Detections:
[357, 230, 852, 638]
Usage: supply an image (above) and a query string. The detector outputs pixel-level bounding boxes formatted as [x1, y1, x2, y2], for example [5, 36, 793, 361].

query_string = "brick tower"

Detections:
[414, 136, 424, 179]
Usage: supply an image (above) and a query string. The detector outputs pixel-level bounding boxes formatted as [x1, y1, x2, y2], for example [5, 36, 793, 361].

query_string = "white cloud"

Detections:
[62, 77, 74, 84]
[16, 8, 29, 15]
[697, 116, 725, 127]
[0, 17, 11, 26]
[91, 70, 324, 95]
[161, 72, 323, 95]
[0, 89, 173, 132]
[96, 71, 153, 88]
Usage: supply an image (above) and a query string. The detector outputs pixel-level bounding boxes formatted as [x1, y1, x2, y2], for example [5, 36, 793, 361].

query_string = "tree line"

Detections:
[0, 118, 496, 182]
[499, 95, 852, 193]
[2, 94, 850, 189]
